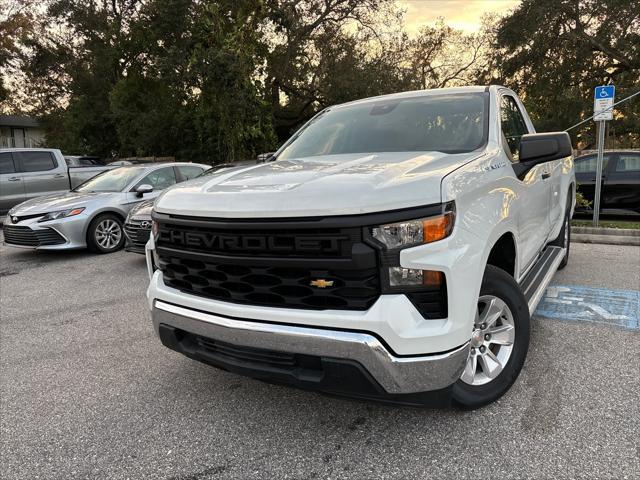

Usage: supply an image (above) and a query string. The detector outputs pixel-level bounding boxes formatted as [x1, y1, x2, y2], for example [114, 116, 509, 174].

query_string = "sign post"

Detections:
[592, 85, 615, 227]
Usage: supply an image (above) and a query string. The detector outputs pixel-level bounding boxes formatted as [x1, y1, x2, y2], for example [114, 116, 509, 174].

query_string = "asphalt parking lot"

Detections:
[1, 237, 639, 480]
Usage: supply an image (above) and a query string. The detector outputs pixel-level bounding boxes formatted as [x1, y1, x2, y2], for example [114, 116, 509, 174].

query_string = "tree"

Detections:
[263, 0, 399, 137]
[0, 0, 38, 111]
[493, 0, 640, 148]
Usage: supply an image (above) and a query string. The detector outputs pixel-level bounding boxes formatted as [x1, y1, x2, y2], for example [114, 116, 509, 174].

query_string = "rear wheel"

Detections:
[87, 214, 125, 254]
[452, 265, 530, 409]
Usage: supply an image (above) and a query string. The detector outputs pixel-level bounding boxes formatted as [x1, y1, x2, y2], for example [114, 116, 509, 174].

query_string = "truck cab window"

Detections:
[18, 151, 57, 172]
[0, 152, 16, 173]
[500, 96, 529, 161]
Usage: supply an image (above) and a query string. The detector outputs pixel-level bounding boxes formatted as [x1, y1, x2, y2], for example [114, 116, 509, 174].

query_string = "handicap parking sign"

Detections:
[593, 85, 615, 121]
[595, 85, 614, 99]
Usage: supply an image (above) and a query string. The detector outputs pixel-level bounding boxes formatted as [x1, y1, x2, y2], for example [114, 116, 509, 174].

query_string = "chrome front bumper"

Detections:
[152, 300, 469, 394]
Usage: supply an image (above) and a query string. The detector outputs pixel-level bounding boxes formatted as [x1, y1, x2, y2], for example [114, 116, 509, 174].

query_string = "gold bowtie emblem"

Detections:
[310, 279, 334, 288]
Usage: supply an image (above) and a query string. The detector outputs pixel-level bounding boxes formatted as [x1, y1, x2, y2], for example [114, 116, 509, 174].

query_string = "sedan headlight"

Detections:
[372, 202, 455, 250]
[38, 207, 85, 223]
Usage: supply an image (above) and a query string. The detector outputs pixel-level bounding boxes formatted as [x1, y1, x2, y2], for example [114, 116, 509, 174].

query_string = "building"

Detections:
[0, 115, 46, 148]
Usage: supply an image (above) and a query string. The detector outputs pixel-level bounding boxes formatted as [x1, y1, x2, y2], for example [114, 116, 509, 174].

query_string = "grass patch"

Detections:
[572, 219, 640, 229]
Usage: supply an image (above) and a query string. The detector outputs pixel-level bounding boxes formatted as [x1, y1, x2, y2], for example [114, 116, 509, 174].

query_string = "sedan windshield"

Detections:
[278, 93, 487, 160]
[74, 167, 146, 192]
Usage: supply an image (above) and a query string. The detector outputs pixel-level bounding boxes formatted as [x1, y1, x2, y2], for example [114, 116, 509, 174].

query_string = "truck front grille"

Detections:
[154, 216, 380, 311]
[158, 255, 379, 310]
[3, 225, 66, 247]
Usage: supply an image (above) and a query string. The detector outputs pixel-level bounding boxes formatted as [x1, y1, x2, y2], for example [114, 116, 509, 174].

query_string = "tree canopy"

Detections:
[0, 0, 638, 160]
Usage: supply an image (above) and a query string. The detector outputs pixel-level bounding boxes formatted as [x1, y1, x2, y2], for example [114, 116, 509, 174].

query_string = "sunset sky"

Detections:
[398, 0, 521, 33]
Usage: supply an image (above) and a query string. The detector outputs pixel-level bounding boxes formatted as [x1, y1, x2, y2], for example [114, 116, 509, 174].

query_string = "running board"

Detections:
[519, 246, 565, 314]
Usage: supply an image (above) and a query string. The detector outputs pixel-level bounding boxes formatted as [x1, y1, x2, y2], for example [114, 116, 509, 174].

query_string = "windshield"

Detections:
[278, 93, 487, 160]
[74, 167, 146, 192]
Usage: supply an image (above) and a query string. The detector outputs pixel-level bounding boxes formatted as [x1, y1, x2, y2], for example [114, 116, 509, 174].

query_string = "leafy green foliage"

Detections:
[3, 0, 639, 160]
[493, 0, 640, 149]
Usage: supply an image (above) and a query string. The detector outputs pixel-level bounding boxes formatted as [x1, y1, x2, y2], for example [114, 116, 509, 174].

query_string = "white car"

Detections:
[145, 86, 575, 408]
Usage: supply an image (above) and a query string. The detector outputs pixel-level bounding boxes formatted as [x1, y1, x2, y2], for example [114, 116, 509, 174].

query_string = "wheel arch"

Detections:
[82, 209, 127, 240]
[485, 232, 517, 279]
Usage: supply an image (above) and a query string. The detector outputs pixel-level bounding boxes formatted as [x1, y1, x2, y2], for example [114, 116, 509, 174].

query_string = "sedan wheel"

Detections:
[87, 214, 125, 254]
[95, 218, 123, 250]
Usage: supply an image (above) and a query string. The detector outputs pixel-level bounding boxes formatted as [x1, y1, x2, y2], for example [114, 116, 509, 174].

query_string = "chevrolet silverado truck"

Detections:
[0, 148, 114, 215]
[146, 86, 574, 408]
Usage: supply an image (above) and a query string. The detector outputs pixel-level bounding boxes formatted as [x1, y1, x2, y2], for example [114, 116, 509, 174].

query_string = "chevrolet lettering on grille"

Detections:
[159, 229, 346, 254]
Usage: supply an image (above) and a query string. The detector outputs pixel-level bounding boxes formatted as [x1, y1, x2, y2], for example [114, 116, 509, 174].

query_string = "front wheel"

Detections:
[87, 214, 125, 254]
[452, 265, 530, 409]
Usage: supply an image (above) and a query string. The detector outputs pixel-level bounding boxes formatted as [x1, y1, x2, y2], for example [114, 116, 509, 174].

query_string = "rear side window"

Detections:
[500, 96, 529, 160]
[574, 155, 610, 174]
[19, 151, 57, 172]
[0, 152, 16, 174]
[177, 165, 206, 181]
[615, 154, 640, 172]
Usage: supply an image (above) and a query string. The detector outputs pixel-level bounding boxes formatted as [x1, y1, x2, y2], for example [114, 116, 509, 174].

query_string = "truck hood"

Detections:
[10, 191, 119, 215]
[156, 151, 483, 218]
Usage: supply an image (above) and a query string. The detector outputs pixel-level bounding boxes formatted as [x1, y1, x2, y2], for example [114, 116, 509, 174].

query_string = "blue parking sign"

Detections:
[594, 85, 615, 99]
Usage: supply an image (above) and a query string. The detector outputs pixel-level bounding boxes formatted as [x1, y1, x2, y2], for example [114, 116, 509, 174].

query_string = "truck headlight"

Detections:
[372, 202, 455, 249]
[38, 208, 85, 223]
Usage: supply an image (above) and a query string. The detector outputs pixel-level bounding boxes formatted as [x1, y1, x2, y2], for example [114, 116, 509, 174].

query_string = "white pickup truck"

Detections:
[145, 86, 574, 408]
[0, 148, 112, 215]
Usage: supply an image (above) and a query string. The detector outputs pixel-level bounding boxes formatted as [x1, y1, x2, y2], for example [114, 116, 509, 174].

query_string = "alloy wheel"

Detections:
[95, 219, 122, 250]
[461, 295, 516, 386]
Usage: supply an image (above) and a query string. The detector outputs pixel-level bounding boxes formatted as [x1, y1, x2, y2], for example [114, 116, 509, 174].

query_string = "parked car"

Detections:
[64, 155, 106, 167]
[575, 150, 640, 215]
[108, 160, 139, 166]
[0, 148, 113, 215]
[199, 160, 259, 177]
[123, 200, 154, 254]
[124, 162, 253, 253]
[145, 86, 575, 408]
[4, 162, 208, 253]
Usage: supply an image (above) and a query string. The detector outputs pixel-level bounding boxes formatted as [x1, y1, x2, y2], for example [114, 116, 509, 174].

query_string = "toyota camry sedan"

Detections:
[3, 162, 208, 253]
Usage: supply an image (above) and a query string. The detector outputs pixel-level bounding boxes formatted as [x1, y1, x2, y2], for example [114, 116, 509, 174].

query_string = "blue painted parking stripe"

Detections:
[534, 284, 640, 330]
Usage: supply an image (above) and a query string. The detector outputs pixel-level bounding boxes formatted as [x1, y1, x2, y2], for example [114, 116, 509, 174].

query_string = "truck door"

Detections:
[500, 94, 550, 270]
[16, 150, 70, 200]
[546, 156, 564, 236]
[0, 152, 25, 215]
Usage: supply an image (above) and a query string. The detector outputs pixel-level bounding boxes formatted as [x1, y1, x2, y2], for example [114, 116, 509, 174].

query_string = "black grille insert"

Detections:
[3, 225, 66, 247]
[158, 255, 380, 310]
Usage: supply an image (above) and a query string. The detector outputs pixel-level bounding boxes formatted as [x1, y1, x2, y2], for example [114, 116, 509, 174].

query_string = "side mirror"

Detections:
[519, 132, 572, 163]
[257, 152, 275, 162]
[136, 184, 153, 197]
[514, 132, 572, 178]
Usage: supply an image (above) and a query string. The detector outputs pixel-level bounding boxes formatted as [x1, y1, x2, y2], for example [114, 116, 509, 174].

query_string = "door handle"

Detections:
[8, 177, 21, 182]
[53, 174, 66, 178]
[541, 172, 551, 180]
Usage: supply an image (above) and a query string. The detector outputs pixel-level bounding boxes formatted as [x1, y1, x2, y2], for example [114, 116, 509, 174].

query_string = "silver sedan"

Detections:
[3, 162, 208, 253]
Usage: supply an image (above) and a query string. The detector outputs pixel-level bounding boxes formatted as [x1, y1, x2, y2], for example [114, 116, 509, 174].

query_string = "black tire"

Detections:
[551, 194, 572, 270]
[86, 213, 125, 254]
[452, 265, 530, 409]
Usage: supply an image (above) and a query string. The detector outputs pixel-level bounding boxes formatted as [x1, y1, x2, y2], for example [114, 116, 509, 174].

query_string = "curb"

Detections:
[571, 226, 640, 246]
[572, 226, 640, 237]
